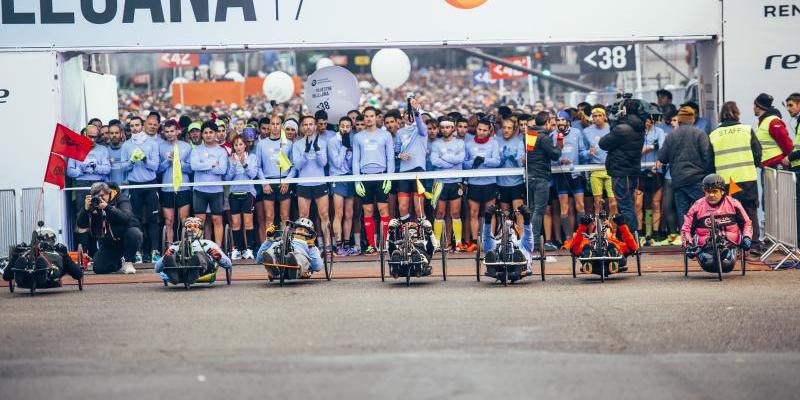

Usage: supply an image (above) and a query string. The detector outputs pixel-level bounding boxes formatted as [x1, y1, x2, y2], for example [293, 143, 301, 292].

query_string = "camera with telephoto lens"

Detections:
[90, 195, 102, 209]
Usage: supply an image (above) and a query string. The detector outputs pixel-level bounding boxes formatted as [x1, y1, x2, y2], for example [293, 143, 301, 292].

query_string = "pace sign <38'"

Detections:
[577, 45, 637, 73]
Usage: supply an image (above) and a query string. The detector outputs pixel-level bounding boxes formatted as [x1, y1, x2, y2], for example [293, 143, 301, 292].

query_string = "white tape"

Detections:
[63, 163, 656, 191]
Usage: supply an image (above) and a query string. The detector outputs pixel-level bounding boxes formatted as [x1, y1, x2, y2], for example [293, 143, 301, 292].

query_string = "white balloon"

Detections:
[262, 71, 295, 103]
[304, 66, 360, 121]
[315, 57, 335, 71]
[371, 49, 411, 89]
[224, 71, 245, 82]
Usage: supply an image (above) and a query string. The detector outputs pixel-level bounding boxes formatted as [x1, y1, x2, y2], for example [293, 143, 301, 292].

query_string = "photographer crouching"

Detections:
[77, 182, 143, 274]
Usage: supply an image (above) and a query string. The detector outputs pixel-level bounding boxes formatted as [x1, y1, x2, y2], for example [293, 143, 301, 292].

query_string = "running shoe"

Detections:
[364, 246, 378, 255]
[231, 248, 242, 260]
[336, 246, 348, 256]
[347, 246, 362, 256]
[121, 262, 137, 274]
[242, 249, 254, 260]
[134, 252, 143, 264]
[455, 242, 467, 253]
[151, 250, 161, 263]
[466, 242, 478, 253]
[658, 233, 678, 246]
[544, 242, 559, 252]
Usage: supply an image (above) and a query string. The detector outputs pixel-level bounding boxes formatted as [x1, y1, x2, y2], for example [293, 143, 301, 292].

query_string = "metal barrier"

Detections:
[760, 168, 799, 268]
[0, 190, 17, 257]
[20, 188, 43, 245]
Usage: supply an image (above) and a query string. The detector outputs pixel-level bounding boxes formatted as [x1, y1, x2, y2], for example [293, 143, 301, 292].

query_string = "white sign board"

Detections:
[0, 0, 720, 51]
[723, 1, 799, 128]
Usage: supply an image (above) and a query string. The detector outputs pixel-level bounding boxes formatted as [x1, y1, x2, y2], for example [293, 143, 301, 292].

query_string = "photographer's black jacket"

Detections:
[599, 115, 645, 177]
[77, 193, 138, 241]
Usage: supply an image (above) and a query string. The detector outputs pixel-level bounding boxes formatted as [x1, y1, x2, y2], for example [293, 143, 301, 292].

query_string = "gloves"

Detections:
[313, 135, 320, 152]
[612, 214, 626, 226]
[54, 243, 68, 255]
[129, 148, 145, 162]
[164, 247, 174, 257]
[341, 133, 352, 149]
[355, 182, 366, 197]
[472, 156, 485, 169]
[388, 219, 400, 229]
[382, 180, 392, 194]
[304, 137, 312, 153]
[580, 214, 594, 226]
[742, 236, 752, 251]
[265, 224, 276, 238]
[517, 205, 532, 225]
[686, 245, 699, 259]
[484, 205, 497, 224]
[208, 247, 222, 261]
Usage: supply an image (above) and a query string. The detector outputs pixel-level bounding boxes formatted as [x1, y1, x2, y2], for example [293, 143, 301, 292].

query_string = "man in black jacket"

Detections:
[657, 106, 712, 227]
[525, 111, 561, 250]
[77, 182, 143, 274]
[599, 100, 645, 229]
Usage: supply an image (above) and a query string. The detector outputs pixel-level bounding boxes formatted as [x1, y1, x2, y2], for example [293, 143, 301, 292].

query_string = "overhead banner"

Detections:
[0, 0, 719, 51]
[722, 1, 799, 128]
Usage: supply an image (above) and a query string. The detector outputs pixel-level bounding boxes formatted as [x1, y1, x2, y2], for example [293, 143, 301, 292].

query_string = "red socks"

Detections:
[364, 217, 376, 248]
[380, 216, 390, 243]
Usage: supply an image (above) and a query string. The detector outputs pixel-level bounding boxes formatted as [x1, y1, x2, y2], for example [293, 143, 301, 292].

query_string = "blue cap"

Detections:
[557, 110, 572, 122]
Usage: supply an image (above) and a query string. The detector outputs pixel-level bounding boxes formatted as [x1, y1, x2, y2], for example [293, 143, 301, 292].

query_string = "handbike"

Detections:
[683, 212, 746, 281]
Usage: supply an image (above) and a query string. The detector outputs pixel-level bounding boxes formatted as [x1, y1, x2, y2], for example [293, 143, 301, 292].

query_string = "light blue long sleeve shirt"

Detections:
[226, 153, 259, 196]
[494, 135, 525, 187]
[190, 144, 228, 193]
[395, 114, 429, 172]
[641, 126, 666, 169]
[291, 135, 328, 187]
[120, 138, 160, 183]
[352, 129, 395, 175]
[255, 238, 323, 272]
[327, 133, 353, 176]
[67, 145, 111, 182]
[106, 144, 126, 186]
[430, 138, 465, 184]
[551, 128, 584, 176]
[157, 140, 192, 192]
[463, 137, 501, 185]
[255, 137, 292, 179]
[580, 124, 610, 165]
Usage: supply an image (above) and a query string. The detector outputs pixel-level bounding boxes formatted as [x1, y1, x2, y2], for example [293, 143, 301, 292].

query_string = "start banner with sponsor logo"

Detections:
[723, 1, 799, 128]
[0, 0, 719, 51]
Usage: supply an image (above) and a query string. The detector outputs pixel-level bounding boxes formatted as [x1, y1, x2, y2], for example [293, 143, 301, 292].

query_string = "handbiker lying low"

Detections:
[256, 218, 323, 280]
[681, 174, 752, 273]
[3, 225, 84, 287]
[481, 204, 534, 282]
[387, 217, 435, 278]
[567, 212, 639, 276]
[155, 217, 232, 284]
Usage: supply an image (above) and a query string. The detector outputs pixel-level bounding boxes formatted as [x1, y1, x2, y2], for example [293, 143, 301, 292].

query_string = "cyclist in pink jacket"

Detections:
[681, 174, 753, 273]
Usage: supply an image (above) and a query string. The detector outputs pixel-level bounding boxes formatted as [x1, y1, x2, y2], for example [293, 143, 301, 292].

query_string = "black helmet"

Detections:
[702, 174, 726, 192]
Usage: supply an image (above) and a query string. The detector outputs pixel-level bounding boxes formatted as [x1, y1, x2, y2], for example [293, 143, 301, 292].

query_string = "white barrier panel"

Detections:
[0, 0, 719, 51]
[761, 168, 799, 268]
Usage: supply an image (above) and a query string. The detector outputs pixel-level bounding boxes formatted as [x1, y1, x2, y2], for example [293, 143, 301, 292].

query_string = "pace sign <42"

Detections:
[578, 45, 637, 73]
[0, 88, 9, 104]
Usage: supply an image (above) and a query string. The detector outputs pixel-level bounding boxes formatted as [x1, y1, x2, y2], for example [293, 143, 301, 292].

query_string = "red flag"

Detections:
[51, 123, 93, 161]
[44, 154, 66, 189]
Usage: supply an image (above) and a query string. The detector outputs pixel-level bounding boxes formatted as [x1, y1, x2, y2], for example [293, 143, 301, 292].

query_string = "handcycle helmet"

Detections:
[35, 226, 57, 246]
[702, 174, 726, 192]
[295, 218, 314, 231]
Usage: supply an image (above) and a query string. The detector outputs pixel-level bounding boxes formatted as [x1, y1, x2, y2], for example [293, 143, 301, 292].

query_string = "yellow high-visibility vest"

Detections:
[709, 123, 757, 183]
[791, 120, 800, 168]
[756, 115, 782, 161]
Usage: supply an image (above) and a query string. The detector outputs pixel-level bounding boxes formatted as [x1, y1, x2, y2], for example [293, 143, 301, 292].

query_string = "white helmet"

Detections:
[35, 226, 57, 245]
[295, 218, 314, 231]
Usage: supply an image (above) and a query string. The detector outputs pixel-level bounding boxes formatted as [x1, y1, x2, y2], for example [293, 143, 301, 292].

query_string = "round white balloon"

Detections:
[262, 71, 295, 103]
[224, 71, 245, 82]
[304, 66, 360, 121]
[371, 49, 411, 89]
[315, 57, 335, 71]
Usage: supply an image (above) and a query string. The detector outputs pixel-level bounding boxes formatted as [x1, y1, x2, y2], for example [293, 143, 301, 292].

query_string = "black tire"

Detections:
[379, 226, 385, 282]
[325, 222, 333, 281]
[599, 262, 605, 283]
[683, 250, 689, 277]
[571, 255, 576, 278]
[741, 248, 746, 276]
[475, 232, 481, 282]
[634, 231, 641, 276]
[184, 279, 191, 290]
[225, 267, 231, 285]
[501, 267, 508, 286]
[715, 244, 723, 282]
[30, 278, 36, 296]
[279, 267, 285, 287]
[78, 276, 83, 291]
[440, 228, 448, 282]
[406, 264, 411, 287]
[9, 278, 14, 293]
[163, 280, 168, 287]
[539, 236, 546, 282]
[161, 225, 168, 254]
[223, 225, 233, 255]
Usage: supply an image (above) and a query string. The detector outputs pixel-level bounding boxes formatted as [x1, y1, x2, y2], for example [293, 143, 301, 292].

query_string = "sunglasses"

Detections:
[704, 188, 723, 195]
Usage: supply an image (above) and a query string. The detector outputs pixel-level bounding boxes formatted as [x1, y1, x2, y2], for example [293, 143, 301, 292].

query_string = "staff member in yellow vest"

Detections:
[753, 93, 792, 168]
[782, 93, 800, 245]
[709, 101, 762, 251]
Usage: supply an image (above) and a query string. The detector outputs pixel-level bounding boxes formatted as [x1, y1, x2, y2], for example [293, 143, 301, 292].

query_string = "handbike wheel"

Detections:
[571, 255, 576, 278]
[161, 226, 168, 254]
[539, 236, 546, 282]
[163, 280, 168, 287]
[502, 267, 508, 286]
[78, 276, 83, 291]
[30, 278, 36, 296]
[225, 267, 232, 285]
[683, 251, 689, 277]
[77, 244, 86, 271]
[9, 278, 13, 293]
[475, 233, 481, 282]
[223, 225, 233, 256]
[634, 231, 641, 276]
[440, 229, 448, 282]
[599, 262, 605, 283]
[184, 279, 191, 290]
[279, 267, 285, 287]
[325, 222, 333, 281]
[715, 244, 723, 282]
[406, 265, 411, 287]
[379, 234, 385, 283]
[741, 247, 746, 276]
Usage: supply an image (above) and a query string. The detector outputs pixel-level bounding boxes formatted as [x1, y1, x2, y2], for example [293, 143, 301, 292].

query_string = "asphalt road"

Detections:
[2, 270, 799, 399]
